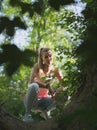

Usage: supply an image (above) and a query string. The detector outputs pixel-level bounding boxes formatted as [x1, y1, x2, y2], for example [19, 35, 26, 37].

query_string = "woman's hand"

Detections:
[45, 83, 54, 96]
[52, 87, 61, 99]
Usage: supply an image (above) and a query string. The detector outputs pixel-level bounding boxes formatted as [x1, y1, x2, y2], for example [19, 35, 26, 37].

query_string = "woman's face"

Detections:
[41, 50, 53, 66]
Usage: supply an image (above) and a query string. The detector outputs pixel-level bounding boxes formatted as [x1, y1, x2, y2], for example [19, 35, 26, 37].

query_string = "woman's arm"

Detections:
[29, 63, 46, 88]
[54, 67, 63, 81]
[52, 67, 64, 98]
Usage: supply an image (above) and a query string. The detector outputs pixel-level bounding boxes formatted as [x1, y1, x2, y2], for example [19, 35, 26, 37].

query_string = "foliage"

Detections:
[0, 65, 31, 118]
[50, 7, 87, 97]
[0, 1, 97, 130]
[0, 0, 85, 119]
[1, 0, 95, 123]
[0, 0, 75, 75]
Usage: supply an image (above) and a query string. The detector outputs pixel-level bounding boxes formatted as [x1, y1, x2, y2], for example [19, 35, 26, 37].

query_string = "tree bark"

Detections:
[59, 64, 97, 130]
[0, 107, 58, 130]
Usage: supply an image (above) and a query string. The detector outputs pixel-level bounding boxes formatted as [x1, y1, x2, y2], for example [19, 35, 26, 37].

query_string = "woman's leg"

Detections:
[37, 97, 54, 110]
[23, 83, 39, 122]
[37, 97, 56, 120]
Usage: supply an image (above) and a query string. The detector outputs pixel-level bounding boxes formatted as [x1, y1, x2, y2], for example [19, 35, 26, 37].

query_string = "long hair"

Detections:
[38, 48, 52, 69]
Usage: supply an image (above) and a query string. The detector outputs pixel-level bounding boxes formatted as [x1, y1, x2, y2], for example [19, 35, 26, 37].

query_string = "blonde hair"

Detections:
[38, 48, 52, 69]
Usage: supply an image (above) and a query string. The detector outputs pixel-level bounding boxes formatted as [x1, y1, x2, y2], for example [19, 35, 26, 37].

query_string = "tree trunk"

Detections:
[59, 64, 97, 130]
[0, 107, 58, 130]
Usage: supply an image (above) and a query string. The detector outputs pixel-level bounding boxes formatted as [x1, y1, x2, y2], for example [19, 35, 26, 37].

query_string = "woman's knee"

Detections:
[28, 83, 39, 92]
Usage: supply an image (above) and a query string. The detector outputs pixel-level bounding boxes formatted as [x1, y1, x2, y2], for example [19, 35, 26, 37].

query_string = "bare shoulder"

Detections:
[33, 63, 39, 70]
[29, 63, 39, 83]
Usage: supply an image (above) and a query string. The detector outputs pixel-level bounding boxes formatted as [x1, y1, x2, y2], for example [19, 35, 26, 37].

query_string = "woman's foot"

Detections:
[23, 114, 34, 122]
[40, 110, 52, 120]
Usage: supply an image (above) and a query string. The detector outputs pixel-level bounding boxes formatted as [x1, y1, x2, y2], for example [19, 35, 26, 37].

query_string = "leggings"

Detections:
[24, 83, 56, 114]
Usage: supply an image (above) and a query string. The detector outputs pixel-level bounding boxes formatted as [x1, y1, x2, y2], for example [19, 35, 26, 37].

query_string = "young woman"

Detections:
[23, 48, 63, 122]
